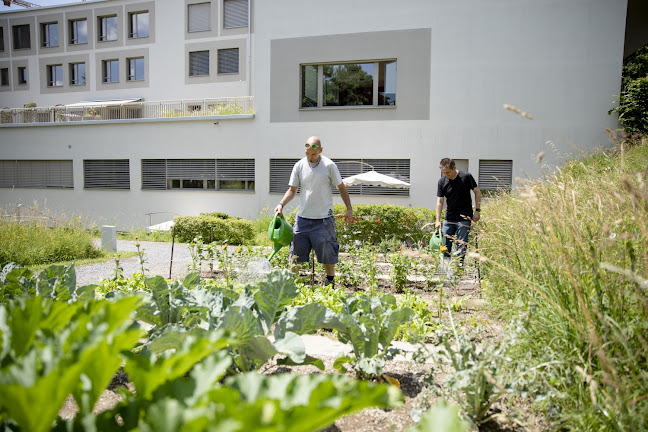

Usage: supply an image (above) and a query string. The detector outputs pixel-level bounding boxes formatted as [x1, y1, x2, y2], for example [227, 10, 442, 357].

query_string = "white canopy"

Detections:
[64, 99, 142, 108]
[342, 171, 411, 189]
[147, 220, 175, 232]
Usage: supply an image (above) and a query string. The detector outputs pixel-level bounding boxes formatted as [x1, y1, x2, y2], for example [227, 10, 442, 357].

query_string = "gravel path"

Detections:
[75, 240, 194, 286]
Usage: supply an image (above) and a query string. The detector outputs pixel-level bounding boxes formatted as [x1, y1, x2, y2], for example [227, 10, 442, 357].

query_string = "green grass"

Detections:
[477, 138, 648, 430]
[27, 251, 139, 274]
[0, 221, 104, 266]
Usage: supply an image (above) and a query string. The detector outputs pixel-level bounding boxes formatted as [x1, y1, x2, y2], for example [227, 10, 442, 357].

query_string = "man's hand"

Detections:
[435, 221, 441, 230]
[473, 212, 481, 222]
[274, 204, 283, 215]
[344, 208, 353, 225]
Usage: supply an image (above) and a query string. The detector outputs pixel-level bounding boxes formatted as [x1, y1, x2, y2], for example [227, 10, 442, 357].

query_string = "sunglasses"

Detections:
[305, 143, 320, 150]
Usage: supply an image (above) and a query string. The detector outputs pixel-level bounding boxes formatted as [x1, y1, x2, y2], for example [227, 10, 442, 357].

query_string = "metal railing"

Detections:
[0, 96, 254, 125]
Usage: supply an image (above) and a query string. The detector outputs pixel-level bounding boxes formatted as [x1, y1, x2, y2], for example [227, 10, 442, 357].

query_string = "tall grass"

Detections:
[477, 139, 648, 430]
[0, 220, 103, 266]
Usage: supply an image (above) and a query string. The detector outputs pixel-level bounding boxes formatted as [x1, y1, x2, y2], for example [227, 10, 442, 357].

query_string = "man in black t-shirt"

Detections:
[435, 158, 482, 263]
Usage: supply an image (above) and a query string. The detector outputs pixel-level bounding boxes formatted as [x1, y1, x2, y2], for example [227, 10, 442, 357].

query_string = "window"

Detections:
[478, 160, 512, 191]
[0, 68, 8, 86]
[47, 64, 63, 87]
[69, 19, 87, 45]
[17, 67, 27, 84]
[217, 48, 239, 74]
[128, 57, 144, 81]
[84, 159, 130, 190]
[41, 22, 58, 47]
[189, 51, 209, 76]
[223, 0, 248, 28]
[142, 159, 255, 191]
[216, 159, 254, 190]
[0, 160, 73, 189]
[70, 62, 86, 85]
[0, 27, 4, 52]
[335, 159, 410, 196]
[301, 60, 397, 108]
[13, 24, 31, 50]
[269, 159, 299, 193]
[129, 11, 149, 38]
[103, 59, 119, 83]
[188, 3, 210, 32]
[98, 15, 118, 41]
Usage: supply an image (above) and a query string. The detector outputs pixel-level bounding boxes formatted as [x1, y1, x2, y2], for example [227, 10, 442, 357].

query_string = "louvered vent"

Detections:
[84, 159, 130, 190]
[0, 160, 72, 189]
[478, 160, 513, 190]
[217, 159, 254, 180]
[269, 159, 299, 193]
[142, 159, 166, 190]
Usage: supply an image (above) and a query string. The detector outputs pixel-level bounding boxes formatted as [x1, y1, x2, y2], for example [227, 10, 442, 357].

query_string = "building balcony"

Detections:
[0, 97, 254, 126]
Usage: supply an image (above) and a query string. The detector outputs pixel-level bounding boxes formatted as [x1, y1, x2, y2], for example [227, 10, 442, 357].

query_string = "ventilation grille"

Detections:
[83, 159, 130, 190]
[478, 160, 513, 190]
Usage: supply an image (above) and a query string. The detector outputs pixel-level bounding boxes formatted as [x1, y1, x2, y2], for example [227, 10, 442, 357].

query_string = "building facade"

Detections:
[0, 0, 628, 229]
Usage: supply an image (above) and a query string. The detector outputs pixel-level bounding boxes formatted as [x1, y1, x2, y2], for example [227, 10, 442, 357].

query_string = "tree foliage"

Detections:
[610, 44, 648, 134]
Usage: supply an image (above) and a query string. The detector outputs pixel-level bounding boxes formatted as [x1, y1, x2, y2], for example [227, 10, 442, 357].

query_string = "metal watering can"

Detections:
[429, 228, 447, 253]
[267, 212, 293, 261]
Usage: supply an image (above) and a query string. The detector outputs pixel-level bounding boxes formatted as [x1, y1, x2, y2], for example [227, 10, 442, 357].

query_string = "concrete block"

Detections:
[101, 225, 117, 251]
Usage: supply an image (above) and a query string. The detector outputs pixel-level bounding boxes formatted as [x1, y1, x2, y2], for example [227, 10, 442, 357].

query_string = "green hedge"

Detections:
[287, 204, 436, 247]
[173, 213, 255, 244]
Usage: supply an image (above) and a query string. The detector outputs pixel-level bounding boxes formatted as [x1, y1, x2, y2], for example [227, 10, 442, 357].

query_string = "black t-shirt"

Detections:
[437, 171, 478, 221]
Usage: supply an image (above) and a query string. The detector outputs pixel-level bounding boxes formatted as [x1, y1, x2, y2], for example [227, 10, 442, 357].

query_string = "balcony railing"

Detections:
[0, 97, 254, 125]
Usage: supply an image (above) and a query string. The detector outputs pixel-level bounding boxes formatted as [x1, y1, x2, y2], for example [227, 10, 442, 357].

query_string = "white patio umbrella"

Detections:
[342, 170, 411, 189]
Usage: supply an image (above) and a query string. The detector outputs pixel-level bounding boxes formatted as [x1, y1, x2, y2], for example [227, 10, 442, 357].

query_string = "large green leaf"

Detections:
[274, 302, 345, 339]
[253, 269, 298, 334]
[0, 295, 143, 432]
[0, 263, 35, 300]
[407, 399, 471, 432]
[35, 263, 77, 300]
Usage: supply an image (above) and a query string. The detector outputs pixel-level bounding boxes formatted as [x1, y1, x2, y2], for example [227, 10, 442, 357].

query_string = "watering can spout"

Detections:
[267, 212, 293, 261]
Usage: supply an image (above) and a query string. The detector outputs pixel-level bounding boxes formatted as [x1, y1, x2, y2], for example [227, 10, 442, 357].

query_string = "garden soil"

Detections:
[64, 241, 545, 431]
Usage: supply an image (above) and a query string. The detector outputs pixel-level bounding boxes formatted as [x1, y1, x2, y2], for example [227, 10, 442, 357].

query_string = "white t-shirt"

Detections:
[289, 155, 343, 219]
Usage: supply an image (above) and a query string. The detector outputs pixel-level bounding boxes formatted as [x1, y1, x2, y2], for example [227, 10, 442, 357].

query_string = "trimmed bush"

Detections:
[173, 214, 255, 244]
[286, 204, 436, 247]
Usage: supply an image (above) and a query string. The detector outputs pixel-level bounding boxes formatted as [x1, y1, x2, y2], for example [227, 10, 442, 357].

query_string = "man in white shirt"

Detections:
[274, 136, 353, 287]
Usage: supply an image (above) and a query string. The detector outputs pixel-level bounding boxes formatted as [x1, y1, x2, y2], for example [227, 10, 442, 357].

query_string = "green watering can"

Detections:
[429, 228, 447, 253]
[267, 212, 293, 261]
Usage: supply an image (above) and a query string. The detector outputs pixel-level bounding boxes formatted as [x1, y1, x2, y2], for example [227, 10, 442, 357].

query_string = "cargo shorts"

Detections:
[290, 216, 340, 264]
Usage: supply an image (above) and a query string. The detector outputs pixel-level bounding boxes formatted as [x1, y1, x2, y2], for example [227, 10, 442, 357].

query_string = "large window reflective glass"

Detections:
[323, 63, 373, 107]
[378, 61, 396, 106]
[70, 19, 87, 44]
[301, 65, 318, 108]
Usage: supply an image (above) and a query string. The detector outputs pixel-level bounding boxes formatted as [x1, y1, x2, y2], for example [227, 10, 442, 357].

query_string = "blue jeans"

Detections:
[442, 219, 472, 261]
[290, 216, 340, 264]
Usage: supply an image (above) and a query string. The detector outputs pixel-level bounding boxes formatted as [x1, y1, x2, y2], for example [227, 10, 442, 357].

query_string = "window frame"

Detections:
[41, 22, 59, 48]
[127, 57, 145, 81]
[0, 68, 9, 87]
[217, 48, 239, 75]
[12, 24, 31, 50]
[69, 18, 88, 45]
[46, 64, 63, 87]
[102, 59, 119, 83]
[0, 27, 4, 52]
[98, 15, 118, 42]
[300, 60, 397, 109]
[141, 158, 255, 191]
[17, 66, 27, 84]
[189, 50, 209, 76]
[0, 160, 74, 189]
[129, 11, 149, 39]
[188, 3, 211, 33]
[69, 62, 86, 85]
[223, 0, 248, 29]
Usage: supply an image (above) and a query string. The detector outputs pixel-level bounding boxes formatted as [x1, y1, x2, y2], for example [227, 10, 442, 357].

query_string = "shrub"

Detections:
[0, 221, 103, 266]
[610, 44, 648, 135]
[173, 213, 255, 245]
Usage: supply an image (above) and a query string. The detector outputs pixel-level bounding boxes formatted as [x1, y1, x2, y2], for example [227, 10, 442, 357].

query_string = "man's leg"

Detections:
[442, 220, 457, 258]
[314, 217, 339, 287]
[455, 220, 472, 264]
[289, 216, 312, 274]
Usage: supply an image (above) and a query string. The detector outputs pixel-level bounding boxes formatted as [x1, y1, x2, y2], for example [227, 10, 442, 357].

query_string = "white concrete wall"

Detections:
[0, 0, 628, 229]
